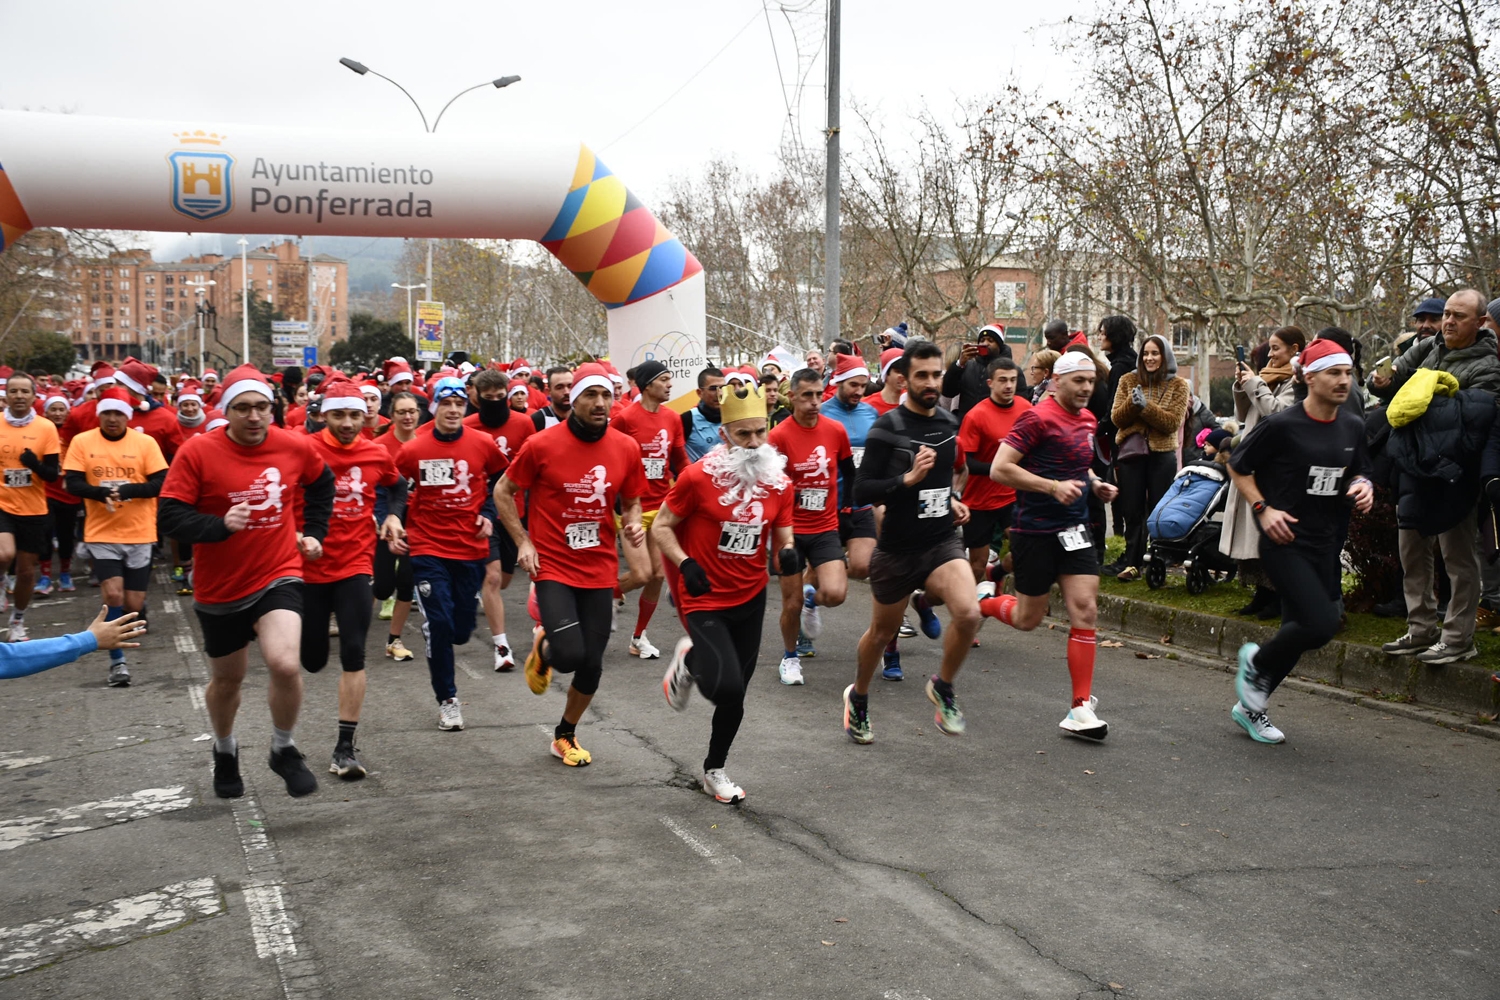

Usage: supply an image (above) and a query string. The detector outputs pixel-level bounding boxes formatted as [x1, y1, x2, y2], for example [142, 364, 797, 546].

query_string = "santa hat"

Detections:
[220, 364, 275, 407]
[1296, 339, 1352, 375]
[90, 361, 117, 386]
[204, 415, 228, 432]
[201, 369, 219, 381]
[490, 360, 511, 372]
[511, 357, 533, 377]
[112, 358, 159, 396]
[383, 359, 415, 386]
[878, 347, 905, 382]
[507, 382, 530, 399]
[569, 362, 615, 405]
[320, 378, 369, 413]
[95, 386, 135, 417]
[723, 367, 751, 386]
[41, 392, 68, 412]
[828, 353, 870, 384]
[177, 379, 204, 402]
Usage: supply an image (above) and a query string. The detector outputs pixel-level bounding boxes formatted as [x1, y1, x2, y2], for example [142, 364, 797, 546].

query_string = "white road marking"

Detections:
[0, 877, 222, 978]
[174, 634, 198, 654]
[457, 660, 482, 681]
[160, 598, 181, 615]
[660, 816, 740, 866]
[0, 787, 193, 852]
[883, 991, 935, 1000]
[242, 883, 297, 959]
[187, 684, 206, 712]
[0, 752, 49, 771]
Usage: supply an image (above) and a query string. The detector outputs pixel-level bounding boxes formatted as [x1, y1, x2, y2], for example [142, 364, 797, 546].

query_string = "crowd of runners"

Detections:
[2, 333, 1369, 803]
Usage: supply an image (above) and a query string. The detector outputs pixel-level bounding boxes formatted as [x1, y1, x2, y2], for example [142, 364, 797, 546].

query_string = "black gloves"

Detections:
[18, 448, 40, 472]
[679, 557, 712, 597]
[778, 547, 803, 577]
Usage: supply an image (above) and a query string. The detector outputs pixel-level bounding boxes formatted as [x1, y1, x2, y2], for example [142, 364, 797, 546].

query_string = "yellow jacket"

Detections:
[1387, 369, 1460, 428]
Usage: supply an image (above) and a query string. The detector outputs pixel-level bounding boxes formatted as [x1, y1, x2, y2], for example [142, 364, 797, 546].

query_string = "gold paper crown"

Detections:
[720, 382, 768, 424]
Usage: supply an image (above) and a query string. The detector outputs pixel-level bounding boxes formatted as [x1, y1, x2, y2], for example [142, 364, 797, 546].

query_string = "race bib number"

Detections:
[917, 487, 950, 519]
[1306, 465, 1344, 497]
[565, 520, 600, 550]
[1059, 524, 1091, 551]
[797, 488, 828, 512]
[851, 447, 865, 468]
[717, 521, 763, 556]
[3, 468, 31, 488]
[642, 457, 667, 480]
[418, 458, 454, 487]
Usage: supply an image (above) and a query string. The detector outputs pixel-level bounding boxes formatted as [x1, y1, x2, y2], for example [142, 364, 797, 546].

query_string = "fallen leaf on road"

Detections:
[1084, 770, 1095, 775]
[821, 940, 835, 946]
[1160, 634, 1173, 644]
[1035, 750, 1046, 754]
[1100, 640, 1124, 648]
[834, 917, 848, 923]
[1135, 652, 1160, 660]
[1109, 984, 1125, 991]
[1170, 756, 1181, 761]
[1179, 823, 1190, 827]
[1416, 879, 1429, 884]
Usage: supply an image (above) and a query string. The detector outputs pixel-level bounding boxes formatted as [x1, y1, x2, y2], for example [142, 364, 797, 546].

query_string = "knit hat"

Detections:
[569, 362, 615, 405]
[634, 359, 670, 389]
[320, 378, 368, 413]
[1488, 297, 1500, 330]
[1204, 428, 1232, 452]
[828, 353, 870, 384]
[883, 322, 911, 348]
[95, 386, 134, 417]
[219, 364, 275, 407]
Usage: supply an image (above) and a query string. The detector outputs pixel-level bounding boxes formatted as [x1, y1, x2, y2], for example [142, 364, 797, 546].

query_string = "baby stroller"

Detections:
[1143, 462, 1237, 594]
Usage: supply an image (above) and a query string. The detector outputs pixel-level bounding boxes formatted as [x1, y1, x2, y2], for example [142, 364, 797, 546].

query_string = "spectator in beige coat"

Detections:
[1111, 335, 1191, 580]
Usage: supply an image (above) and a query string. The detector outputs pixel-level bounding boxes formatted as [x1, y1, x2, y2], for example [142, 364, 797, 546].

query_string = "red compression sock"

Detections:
[979, 594, 1017, 627]
[1067, 628, 1097, 708]
[634, 598, 658, 638]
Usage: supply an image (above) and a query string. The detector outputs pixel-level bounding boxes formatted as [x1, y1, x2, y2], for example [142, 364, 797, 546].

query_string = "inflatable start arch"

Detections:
[0, 111, 707, 401]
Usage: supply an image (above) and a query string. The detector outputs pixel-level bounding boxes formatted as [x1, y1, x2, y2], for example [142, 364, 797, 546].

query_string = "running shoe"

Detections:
[7, 620, 27, 643]
[1059, 696, 1108, 740]
[1231, 701, 1285, 744]
[212, 748, 244, 798]
[779, 654, 804, 686]
[176, 576, 194, 596]
[494, 641, 515, 672]
[630, 632, 661, 659]
[329, 742, 367, 779]
[34, 575, 51, 597]
[795, 634, 816, 658]
[663, 636, 695, 710]
[268, 746, 318, 797]
[377, 596, 395, 621]
[107, 661, 131, 688]
[551, 733, 592, 766]
[800, 584, 822, 639]
[1381, 630, 1439, 656]
[1416, 640, 1478, 665]
[882, 649, 904, 681]
[976, 580, 996, 601]
[171, 566, 185, 585]
[702, 768, 745, 803]
[328, 620, 340, 637]
[897, 615, 917, 639]
[842, 684, 873, 744]
[438, 698, 465, 731]
[925, 675, 966, 735]
[386, 638, 415, 662]
[913, 591, 942, 640]
[58, 572, 75, 592]
[525, 627, 550, 695]
[1235, 642, 1270, 715]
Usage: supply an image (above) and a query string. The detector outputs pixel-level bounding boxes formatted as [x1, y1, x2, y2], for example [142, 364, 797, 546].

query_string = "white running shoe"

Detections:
[7, 619, 27, 643]
[976, 580, 996, 601]
[1231, 701, 1286, 744]
[663, 637, 694, 711]
[493, 642, 515, 672]
[630, 633, 661, 659]
[1059, 696, 1108, 740]
[612, 597, 624, 632]
[438, 698, 465, 731]
[702, 768, 745, 803]
[800, 584, 822, 639]
[779, 654, 804, 686]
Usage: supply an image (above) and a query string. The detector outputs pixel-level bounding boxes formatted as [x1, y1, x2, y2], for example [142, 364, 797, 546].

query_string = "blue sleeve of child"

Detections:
[0, 631, 98, 679]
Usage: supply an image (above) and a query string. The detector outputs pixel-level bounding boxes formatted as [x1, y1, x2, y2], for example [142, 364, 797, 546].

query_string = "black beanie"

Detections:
[635, 360, 670, 389]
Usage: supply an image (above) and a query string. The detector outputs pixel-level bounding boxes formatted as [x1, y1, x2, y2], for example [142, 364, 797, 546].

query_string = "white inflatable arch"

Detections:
[0, 111, 706, 400]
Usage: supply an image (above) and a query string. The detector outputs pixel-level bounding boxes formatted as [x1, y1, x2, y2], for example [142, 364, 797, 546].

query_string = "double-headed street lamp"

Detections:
[339, 57, 520, 328]
[393, 282, 427, 359]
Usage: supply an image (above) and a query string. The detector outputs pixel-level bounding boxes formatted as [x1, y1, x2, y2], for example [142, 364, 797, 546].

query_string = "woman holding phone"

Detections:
[1109, 335, 1191, 581]
[1220, 326, 1306, 616]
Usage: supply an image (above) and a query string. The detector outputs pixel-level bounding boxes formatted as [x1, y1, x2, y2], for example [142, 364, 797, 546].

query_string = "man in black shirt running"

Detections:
[1227, 339, 1373, 743]
[842, 341, 980, 744]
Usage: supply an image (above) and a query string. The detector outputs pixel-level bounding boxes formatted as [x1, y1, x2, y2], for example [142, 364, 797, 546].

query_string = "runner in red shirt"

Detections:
[494, 363, 649, 767]
[653, 380, 796, 804]
[395, 377, 508, 732]
[168, 378, 216, 594]
[609, 360, 689, 661]
[298, 379, 407, 779]
[957, 357, 1031, 585]
[112, 358, 184, 461]
[372, 390, 422, 663]
[158, 365, 335, 800]
[865, 348, 907, 416]
[767, 370, 855, 685]
[461, 368, 535, 672]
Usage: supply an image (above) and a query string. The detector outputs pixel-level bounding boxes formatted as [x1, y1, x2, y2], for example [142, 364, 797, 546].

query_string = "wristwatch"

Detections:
[1252, 500, 1268, 515]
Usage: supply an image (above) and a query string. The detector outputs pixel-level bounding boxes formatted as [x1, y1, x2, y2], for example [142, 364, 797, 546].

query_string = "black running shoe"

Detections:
[268, 745, 318, 797]
[213, 749, 244, 798]
[329, 742, 367, 781]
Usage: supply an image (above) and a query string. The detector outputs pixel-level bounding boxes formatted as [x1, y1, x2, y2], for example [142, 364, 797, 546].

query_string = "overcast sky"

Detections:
[1, 0, 1089, 254]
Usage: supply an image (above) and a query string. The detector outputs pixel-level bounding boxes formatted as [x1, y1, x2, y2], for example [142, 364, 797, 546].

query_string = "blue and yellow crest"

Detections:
[168, 131, 234, 221]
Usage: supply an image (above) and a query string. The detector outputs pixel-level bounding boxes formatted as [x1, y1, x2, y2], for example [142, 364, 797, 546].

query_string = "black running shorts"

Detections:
[196, 581, 305, 659]
[867, 534, 967, 606]
[1009, 531, 1099, 597]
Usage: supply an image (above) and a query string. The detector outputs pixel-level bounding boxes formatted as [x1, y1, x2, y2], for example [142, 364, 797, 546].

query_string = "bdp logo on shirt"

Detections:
[1306, 466, 1344, 497]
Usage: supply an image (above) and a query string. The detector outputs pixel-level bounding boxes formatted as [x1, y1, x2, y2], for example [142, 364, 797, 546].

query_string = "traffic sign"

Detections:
[303, 346, 317, 367]
[271, 333, 314, 346]
[272, 356, 300, 368]
[271, 320, 310, 333]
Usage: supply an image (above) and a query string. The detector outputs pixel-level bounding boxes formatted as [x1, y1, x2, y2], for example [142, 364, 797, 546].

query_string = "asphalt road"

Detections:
[1, 566, 1496, 1000]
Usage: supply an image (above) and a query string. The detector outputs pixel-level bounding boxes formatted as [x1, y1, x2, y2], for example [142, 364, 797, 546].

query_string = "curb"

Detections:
[1084, 592, 1500, 731]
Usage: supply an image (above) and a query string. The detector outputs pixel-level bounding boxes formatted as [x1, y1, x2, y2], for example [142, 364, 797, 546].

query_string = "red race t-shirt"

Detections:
[130, 403, 184, 461]
[300, 429, 401, 583]
[662, 461, 792, 614]
[462, 410, 536, 520]
[611, 401, 689, 512]
[768, 416, 850, 534]
[396, 427, 509, 561]
[159, 426, 329, 606]
[959, 395, 1032, 510]
[865, 393, 901, 415]
[503, 423, 645, 589]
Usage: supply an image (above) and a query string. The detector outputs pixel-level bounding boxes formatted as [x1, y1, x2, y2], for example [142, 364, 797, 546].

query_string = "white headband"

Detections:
[830, 364, 871, 384]
[1302, 351, 1352, 375]
[570, 374, 614, 405]
[1052, 353, 1095, 377]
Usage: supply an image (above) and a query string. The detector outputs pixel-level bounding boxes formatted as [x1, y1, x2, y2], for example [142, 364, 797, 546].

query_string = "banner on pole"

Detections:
[416, 301, 444, 362]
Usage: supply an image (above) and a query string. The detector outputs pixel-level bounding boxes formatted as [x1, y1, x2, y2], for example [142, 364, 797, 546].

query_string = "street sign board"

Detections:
[272, 356, 300, 368]
[271, 333, 314, 346]
[302, 346, 317, 367]
[271, 320, 310, 333]
[416, 301, 444, 362]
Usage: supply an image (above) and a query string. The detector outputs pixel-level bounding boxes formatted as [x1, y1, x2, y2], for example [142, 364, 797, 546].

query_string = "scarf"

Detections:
[4, 409, 35, 427]
[1258, 362, 1294, 388]
[177, 409, 207, 429]
[567, 411, 607, 443]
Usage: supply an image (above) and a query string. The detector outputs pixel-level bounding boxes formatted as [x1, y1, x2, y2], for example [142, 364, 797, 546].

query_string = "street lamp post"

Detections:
[393, 282, 427, 360]
[187, 276, 216, 376]
[339, 59, 520, 302]
[237, 238, 250, 366]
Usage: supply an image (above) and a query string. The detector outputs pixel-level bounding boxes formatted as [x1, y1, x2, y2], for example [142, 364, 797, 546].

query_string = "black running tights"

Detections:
[684, 588, 766, 771]
[372, 538, 413, 603]
[534, 580, 613, 697]
[1255, 541, 1342, 695]
[301, 575, 374, 673]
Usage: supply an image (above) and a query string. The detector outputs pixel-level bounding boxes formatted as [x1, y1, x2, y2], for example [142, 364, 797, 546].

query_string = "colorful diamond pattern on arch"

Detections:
[0, 163, 34, 253]
[542, 145, 702, 309]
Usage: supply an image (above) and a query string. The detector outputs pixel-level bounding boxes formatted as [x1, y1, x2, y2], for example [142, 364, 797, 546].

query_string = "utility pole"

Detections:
[822, 0, 841, 352]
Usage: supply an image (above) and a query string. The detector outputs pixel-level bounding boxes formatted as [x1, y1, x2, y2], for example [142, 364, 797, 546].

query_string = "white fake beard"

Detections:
[702, 443, 787, 511]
